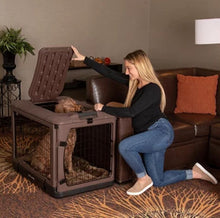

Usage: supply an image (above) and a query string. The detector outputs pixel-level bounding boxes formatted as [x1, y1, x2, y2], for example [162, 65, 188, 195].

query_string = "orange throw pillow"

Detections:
[174, 74, 218, 115]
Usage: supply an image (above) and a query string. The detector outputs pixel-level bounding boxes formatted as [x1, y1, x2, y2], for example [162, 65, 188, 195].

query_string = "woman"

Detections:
[71, 46, 218, 196]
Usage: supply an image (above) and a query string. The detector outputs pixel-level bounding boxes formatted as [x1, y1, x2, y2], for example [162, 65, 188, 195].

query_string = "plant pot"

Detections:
[2, 51, 18, 83]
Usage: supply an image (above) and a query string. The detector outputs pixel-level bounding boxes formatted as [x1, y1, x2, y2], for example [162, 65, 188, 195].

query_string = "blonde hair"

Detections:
[124, 50, 166, 112]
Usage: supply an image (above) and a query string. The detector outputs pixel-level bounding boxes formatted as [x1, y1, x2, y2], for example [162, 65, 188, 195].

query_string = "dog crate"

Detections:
[11, 47, 116, 198]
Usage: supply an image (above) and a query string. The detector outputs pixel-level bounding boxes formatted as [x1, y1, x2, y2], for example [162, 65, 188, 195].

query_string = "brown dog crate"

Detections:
[11, 47, 116, 198]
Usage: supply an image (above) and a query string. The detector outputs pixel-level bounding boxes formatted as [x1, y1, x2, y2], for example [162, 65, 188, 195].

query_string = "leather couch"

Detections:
[86, 67, 220, 183]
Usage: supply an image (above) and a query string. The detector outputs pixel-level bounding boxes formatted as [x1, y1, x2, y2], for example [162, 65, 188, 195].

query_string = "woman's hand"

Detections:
[71, 45, 85, 61]
[94, 103, 104, 111]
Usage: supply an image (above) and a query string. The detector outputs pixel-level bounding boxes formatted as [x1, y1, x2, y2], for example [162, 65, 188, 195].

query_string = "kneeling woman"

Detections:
[71, 46, 218, 196]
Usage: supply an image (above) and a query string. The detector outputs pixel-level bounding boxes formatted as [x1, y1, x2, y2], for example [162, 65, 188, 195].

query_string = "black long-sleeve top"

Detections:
[84, 57, 166, 134]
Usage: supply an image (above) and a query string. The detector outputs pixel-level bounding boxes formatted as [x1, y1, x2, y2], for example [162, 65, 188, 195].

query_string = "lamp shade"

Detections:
[195, 18, 220, 44]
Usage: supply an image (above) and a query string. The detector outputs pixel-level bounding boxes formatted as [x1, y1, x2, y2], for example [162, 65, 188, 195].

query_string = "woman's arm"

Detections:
[71, 46, 129, 85]
[96, 84, 161, 117]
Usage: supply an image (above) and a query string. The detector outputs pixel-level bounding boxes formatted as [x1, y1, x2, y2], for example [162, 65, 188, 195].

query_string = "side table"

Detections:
[0, 79, 21, 127]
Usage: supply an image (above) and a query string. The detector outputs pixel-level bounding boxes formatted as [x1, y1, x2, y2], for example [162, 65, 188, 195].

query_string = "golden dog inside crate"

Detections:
[30, 97, 84, 178]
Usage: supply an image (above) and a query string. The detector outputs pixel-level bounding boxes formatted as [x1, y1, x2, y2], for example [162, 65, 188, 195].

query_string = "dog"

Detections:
[30, 97, 84, 178]
[54, 97, 84, 113]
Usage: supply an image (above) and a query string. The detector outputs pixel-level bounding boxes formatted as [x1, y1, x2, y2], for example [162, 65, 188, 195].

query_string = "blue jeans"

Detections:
[119, 118, 192, 187]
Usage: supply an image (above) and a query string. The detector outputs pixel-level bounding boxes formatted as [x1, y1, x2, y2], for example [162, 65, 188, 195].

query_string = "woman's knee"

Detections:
[118, 139, 129, 155]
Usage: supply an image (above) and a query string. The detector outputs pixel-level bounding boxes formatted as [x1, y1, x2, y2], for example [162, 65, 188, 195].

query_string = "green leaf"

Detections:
[0, 26, 35, 57]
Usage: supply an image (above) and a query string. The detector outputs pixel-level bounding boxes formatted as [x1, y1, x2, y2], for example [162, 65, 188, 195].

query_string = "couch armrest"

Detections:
[86, 76, 128, 104]
[115, 117, 134, 183]
[86, 75, 133, 183]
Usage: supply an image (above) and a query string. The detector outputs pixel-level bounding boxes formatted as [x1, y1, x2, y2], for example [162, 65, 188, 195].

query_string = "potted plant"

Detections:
[0, 27, 35, 82]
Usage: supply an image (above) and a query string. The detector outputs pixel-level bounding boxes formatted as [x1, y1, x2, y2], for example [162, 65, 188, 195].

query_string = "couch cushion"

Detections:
[165, 137, 209, 170]
[173, 113, 219, 136]
[195, 68, 220, 115]
[157, 68, 195, 114]
[174, 74, 219, 115]
[168, 117, 195, 144]
[210, 122, 220, 139]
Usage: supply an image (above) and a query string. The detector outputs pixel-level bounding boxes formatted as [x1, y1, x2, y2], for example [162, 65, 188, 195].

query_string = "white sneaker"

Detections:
[126, 177, 153, 196]
[193, 163, 218, 185]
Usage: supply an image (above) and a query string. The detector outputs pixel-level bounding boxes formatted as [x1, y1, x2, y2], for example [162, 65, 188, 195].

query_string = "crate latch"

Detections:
[60, 141, 67, 147]
[87, 118, 93, 124]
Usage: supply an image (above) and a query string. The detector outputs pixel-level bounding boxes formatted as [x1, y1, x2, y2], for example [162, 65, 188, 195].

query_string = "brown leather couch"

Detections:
[86, 67, 220, 183]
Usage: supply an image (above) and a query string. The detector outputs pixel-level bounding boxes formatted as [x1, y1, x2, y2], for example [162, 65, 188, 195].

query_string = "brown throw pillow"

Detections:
[174, 74, 218, 115]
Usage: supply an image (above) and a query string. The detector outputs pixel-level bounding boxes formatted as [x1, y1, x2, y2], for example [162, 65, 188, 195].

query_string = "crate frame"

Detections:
[11, 100, 116, 198]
